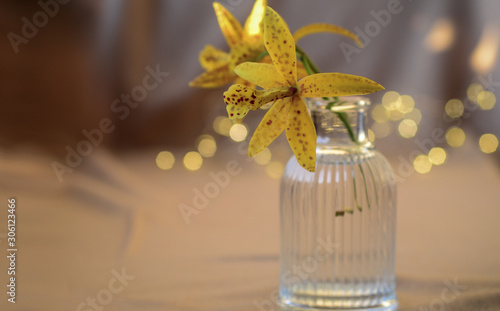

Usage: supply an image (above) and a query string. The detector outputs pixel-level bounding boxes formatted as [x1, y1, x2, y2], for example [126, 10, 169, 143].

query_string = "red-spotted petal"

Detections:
[263, 7, 297, 85]
[285, 95, 317, 172]
[298, 73, 384, 97]
[224, 84, 296, 119]
[248, 98, 290, 157]
[199, 45, 229, 70]
[294, 23, 363, 47]
[189, 64, 236, 88]
[213, 2, 243, 47]
[234, 62, 288, 89]
[227, 41, 259, 70]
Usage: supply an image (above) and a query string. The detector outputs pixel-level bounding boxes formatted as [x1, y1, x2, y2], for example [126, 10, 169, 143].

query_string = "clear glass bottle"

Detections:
[279, 97, 397, 311]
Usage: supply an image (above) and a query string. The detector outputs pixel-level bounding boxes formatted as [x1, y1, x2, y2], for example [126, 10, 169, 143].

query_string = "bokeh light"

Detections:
[425, 18, 455, 53]
[467, 83, 484, 102]
[253, 148, 272, 165]
[213, 116, 232, 136]
[367, 129, 375, 143]
[413, 155, 432, 174]
[388, 110, 405, 121]
[266, 161, 284, 179]
[445, 99, 464, 118]
[156, 151, 175, 170]
[371, 104, 389, 123]
[446, 127, 466, 147]
[404, 108, 422, 124]
[477, 91, 496, 110]
[197, 135, 217, 157]
[398, 95, 415, 113]
[229, 124, 248, 142]
[398, 119, 418, 138]
[428, 147, 447, 165]
[479, 133, 498, 154]
[183, 151, 203, 171]
[382, 91, 401, 111]
[470, 26, 500, 74]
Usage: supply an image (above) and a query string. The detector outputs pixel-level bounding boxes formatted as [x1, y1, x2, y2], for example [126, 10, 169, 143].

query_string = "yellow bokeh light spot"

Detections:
[467, 83, 484, 103]
[229, 124, 248, 142]
[413, 155, 432, 174]
[398, 95, 415, 113]
[428, 147, 447, 165]
[445, 99, 464, 118]
[389, 110, 405, 121]
[213, 116, 232, 136]
[156, 151, 175, 170]
[479, 133, 498, 154]
[265, 161, 284, 179]
[477, 91, 496, 110]
[382, 91, 401, 111]
[183, 151, 203, 171]
[253, 148, 272, 165]
[371, 122, 391, 139]
[398, 119, 418, 138]
[368, 129, 375, 143]
[197, 135, 217, 158]
[470, 26, 500, 74]
[425, 18, 455, 53]
[446, 127, 466, 147]
[405, 108, 422, 124]
[371, 104, 389, 123]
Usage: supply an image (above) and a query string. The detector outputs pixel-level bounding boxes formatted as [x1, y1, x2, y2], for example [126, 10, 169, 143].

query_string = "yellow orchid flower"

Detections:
[223, 7, 384, 172]
[189, 0, 267, 88]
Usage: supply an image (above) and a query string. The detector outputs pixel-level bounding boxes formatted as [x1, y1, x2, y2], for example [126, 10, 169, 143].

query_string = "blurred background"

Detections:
[0, 1, 499, 310]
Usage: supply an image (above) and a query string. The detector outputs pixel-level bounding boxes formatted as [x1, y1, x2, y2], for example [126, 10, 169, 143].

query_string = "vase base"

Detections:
[278, 298, 398, 311]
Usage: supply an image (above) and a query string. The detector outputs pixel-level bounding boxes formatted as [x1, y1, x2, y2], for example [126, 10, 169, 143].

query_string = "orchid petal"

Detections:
[298, 73, 384, 97]
[199, 45, 229, 70]
[189, 64, 236, 88]
[294, 23, 363, 47]
[285, 95, 317, 172]
[213, 2, 243, 47]
[224, 84, 296, 119]
[234, 76, 255, 88]
[248, 98, 290, 157]
[263, 7, 297, 85]
[297, 61, 308, 79]
[234, 62, 288, 89]
[227, 41, 258, 70]
[243, 0, 267, 40]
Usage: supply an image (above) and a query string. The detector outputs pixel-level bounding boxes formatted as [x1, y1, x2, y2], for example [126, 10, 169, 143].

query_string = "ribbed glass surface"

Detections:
[279, 98, 397, 311]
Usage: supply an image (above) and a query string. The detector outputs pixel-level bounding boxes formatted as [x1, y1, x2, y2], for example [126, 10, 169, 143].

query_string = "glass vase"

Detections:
[279, 97, 397, 311]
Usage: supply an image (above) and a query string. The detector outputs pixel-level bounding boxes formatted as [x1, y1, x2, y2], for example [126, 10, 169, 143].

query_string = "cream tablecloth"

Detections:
[0, 141, 499, 311]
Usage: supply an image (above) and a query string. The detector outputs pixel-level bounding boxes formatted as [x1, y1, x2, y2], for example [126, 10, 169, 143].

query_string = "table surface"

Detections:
[0, 140, 499, 311]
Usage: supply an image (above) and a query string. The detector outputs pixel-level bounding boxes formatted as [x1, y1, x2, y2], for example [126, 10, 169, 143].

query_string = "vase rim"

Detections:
[306, 96, 370, 112]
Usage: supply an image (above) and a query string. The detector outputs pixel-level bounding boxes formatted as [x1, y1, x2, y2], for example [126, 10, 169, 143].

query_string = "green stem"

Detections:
[254, 50, 269, 62]
[296, 46, 357, 144]
[296, 46, 321, 74]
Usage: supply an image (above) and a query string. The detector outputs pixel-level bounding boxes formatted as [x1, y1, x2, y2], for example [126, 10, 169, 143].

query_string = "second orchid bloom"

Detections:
[224, 7, 384, 172]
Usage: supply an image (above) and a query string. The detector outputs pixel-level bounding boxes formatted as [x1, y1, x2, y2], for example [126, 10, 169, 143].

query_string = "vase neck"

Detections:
[308, 97, 373, 152]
